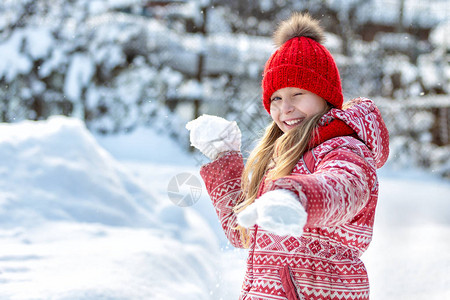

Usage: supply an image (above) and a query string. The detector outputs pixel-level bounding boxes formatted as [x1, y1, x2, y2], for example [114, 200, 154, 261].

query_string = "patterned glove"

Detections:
[186, 114, 241, 160]
[237, 189, 307, 236]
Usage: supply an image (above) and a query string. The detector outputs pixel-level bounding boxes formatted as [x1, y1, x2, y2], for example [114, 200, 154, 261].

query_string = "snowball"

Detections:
[237, 189, 307, 237]
[236, 204, 258, 228]
[185, 114, 241, 160]
[256, 189, 307, 237]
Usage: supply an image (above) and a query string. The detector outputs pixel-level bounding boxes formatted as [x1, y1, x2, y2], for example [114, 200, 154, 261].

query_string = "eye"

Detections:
[294, 92, 304, 96]
[271, 96, 281, 102]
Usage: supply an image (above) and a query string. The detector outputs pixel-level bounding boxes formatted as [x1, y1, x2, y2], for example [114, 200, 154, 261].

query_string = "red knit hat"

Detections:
[262, 13, 344, 114]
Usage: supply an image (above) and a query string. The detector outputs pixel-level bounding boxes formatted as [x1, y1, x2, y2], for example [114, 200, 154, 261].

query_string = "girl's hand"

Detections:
[237, 189, 307, 236]
[186, 114, 241, 160]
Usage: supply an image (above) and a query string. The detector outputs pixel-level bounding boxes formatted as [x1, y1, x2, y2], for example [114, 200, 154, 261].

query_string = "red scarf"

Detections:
[309, 119, 356, 149]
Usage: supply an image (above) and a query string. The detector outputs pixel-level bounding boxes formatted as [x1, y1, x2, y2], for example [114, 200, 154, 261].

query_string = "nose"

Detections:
[280, 98, 294, 114]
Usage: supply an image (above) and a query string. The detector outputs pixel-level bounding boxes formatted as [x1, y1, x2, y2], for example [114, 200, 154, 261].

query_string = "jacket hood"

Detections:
[329, 97, 390, 168]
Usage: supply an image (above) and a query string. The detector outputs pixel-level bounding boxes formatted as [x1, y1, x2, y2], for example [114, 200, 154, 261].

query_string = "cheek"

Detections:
[304, 98, 326, 114]
[269, 103, 279, 115]
[269, 109, 282, 124]
[270, 113, 279, 124]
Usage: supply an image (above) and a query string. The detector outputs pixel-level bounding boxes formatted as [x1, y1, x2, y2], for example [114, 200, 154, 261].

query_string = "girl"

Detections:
[186, 12, 389, 300]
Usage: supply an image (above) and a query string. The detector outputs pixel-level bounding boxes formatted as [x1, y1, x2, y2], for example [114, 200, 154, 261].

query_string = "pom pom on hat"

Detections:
[273, 12, 325, 47]
[262, 12, 343, 114]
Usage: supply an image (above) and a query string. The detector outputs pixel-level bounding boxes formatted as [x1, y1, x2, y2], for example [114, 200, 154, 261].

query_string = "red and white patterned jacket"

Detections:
[200, 98, 389, 300]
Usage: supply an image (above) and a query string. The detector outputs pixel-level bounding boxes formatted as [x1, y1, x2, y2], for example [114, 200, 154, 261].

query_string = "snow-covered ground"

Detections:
[0, 116, 449, 299]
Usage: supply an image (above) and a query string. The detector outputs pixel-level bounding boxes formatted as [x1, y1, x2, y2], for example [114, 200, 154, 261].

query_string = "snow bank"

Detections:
[0, 116, 222, 299]
[95, 121, 195, 165]
[0, 116, 156, 228]
[0, 221, 219, 300]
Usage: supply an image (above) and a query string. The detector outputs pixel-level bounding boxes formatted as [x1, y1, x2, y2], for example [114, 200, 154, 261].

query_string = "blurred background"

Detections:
[0, 1, 450, 300]
[0, 0, 449, 176]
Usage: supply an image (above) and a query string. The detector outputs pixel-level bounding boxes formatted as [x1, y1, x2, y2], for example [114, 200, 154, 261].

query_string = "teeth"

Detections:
[285, 119, 302, 126]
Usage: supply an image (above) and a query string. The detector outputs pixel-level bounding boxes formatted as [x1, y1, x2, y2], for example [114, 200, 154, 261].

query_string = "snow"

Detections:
[65, 53, 95, 103]
[0, 116, 223, 299]
[430, 20, 450, 49]
[0, 116, 449, 299]
[103, 0, 144, 10]
[206, 6, 232, 34]
[178, 79, 204, 100]
[95, 121, 193, 165]
[0, 26, 53, 81]
[0, 116, 157, 228]
[0, 0, 449, 296]
[237, 189, 307, 237]
[24, 27, 54, 60]
[0, 30, 33, 82]
[417, 54, 442, 90]
[259, 0, 274, 12]
[353, 0, 450, 27]
[365, 168, 450, 300]
[39, 46, 67, 78]
[384, 54, 418, 85]
[185, 114, 241, 160]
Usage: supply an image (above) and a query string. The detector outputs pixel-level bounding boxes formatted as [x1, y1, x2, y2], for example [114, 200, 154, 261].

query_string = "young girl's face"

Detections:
[270, 87, 327, 132]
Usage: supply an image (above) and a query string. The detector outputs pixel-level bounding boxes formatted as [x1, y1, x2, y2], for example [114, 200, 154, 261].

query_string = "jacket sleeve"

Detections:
[200, 151, 245, 248]
[266, 146, 375, 227]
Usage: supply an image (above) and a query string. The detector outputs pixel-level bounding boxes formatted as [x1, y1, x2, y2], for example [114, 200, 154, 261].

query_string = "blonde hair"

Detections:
[234, 105, 331, 248]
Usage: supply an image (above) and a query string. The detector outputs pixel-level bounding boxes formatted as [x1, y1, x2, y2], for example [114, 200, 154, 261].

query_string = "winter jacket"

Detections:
[200, 98, 390, 300]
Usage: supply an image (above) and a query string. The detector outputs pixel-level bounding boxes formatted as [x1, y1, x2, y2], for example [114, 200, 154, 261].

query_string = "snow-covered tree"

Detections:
[0, 0, 186, 135]
[0, 0, 449, 177]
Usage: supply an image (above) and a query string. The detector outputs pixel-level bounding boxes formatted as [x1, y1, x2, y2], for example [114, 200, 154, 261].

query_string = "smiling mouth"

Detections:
[284, 119, 304, 126]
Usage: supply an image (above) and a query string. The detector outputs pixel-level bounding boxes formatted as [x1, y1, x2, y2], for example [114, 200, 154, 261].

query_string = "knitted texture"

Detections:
[310, 119, 355, 149]
[262, 15, 343, 114]
[200, 98, 389, 300]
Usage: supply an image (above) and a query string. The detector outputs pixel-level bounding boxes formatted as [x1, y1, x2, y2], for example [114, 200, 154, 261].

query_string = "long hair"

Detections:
[234, 105, 331, 248]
